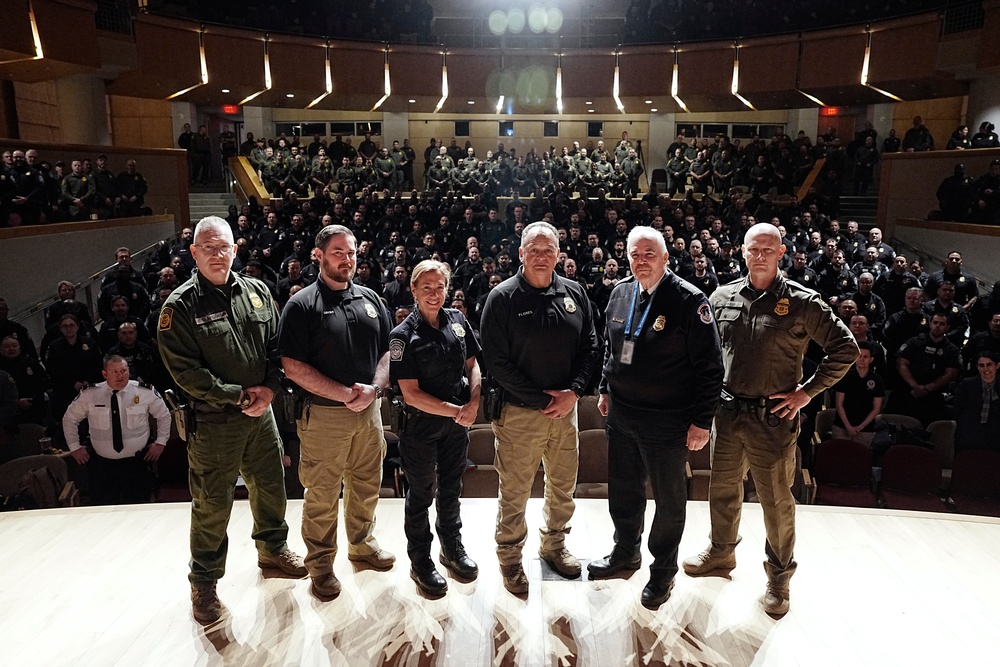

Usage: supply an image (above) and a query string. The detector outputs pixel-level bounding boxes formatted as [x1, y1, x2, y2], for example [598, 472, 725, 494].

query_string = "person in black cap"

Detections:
[389, 259, 482, 597]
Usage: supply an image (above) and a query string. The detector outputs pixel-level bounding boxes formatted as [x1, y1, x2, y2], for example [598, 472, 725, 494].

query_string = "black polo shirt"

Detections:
[834, 368, 885, 431]
[277, 279, 391, 389]
[480, 269, 599, 409]
[389, 308, 480, 403]
[599, 273, 723, 429]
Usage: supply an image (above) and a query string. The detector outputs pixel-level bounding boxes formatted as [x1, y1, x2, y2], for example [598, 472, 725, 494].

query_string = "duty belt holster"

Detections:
[163, 389, 195, 441]
[280, 375, 305, 423]
[483, 379, 505, 421]
[720, 389, 781, 427]
[389, 392, 408, 436]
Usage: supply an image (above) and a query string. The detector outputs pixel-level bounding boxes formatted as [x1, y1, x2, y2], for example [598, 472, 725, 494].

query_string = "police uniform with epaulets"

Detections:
[276, 277, 393, 579]
[389, 307, 481, 578]
[62, 379, 170, 504]
[158, 270, 293, 587]
[700, 272, 857, 596]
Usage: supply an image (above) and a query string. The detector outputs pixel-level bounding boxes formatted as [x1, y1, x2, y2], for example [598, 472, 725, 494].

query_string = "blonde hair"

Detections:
[410, 259, 452, 289]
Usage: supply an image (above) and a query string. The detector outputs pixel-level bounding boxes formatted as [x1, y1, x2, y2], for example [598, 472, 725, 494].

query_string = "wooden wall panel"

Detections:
[738, 42, 799, 93]
[800, 33, 868, 89]
[204, 33, 266, 89]
[0, 1, 35, 59]
[446, 53, 502, 98]
[561, 54, 615, 99]
[869, 20, 941, 84]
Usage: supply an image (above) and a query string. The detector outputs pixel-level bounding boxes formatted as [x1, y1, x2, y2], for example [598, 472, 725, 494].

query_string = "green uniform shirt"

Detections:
[158, 271, 280, 408]
[711, 273, 858, 399]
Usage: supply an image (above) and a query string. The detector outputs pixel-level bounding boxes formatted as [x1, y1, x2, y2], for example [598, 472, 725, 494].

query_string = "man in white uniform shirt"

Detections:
[63, 355, 171, 504]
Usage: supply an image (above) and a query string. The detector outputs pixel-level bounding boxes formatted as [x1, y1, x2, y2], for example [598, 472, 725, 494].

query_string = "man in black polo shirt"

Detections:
[886, 313, 961, 425]
[588, 227, 723, 609]
[480, 221, 599, 596]
[277, 225, 396, 601]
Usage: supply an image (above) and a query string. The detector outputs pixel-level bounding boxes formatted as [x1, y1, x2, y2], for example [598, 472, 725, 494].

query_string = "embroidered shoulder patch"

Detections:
[389, 339, 405, 362]
[698, 302, 714, 324]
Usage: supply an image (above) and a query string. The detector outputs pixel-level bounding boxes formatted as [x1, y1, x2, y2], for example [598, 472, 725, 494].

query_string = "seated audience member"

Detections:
[936, 164, 974, 222]
[851, 272, 887, 334]
[97, 295, 151, 353]
[874, 255, 920, 316]
[832, 341, 885, 446]
[0, 335, 49, 427]
[100, 247, 144, 288]
[63, 355, 170, 505]
[965, 312, 1000, 375]
[923, 251, 978, 308]
[98, 264, 151, 322]
[952, 351, 1000, 454]
[849, 315, 887, 377]
[886, 313, 961, 425]
[921, 280, 969, 347]
[0, 297, 38, 360]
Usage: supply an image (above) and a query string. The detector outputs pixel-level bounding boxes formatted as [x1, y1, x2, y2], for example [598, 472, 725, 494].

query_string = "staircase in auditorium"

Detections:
[839, 195, 878, 231]
[188, 192, 239, 225]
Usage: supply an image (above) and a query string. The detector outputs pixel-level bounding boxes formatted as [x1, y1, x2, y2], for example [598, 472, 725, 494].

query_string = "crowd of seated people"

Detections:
[0, 148, 150, 227]
[244, 129, 873, 210]
[147, 0, 436, 44]
[3, 128, 999, 503]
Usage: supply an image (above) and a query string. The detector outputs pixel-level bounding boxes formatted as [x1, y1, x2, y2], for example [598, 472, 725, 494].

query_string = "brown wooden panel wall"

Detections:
[330, 45, 384, 96]
[618, 51, 671, 96]
[204, 32, 266, 90]
[561, 53, 615, 99]
[869, 19, 941, 84]
[800, 32, 868, 89]
[130, 20, 201, 93]
[267, 38, 327, 93]
[33, 0, 99, 69]
[738, 42, 799, 93]
[676, 48, 733, 96]
[388, 48, 443, 96]
[446, 52, 502, 98]
[0, 1, 35, 59]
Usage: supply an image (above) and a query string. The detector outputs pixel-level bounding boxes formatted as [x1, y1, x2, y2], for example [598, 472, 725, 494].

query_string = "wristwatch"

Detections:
[373, 385, 384, 400]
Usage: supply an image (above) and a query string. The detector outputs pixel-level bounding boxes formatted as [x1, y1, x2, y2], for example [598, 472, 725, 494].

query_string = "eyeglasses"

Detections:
[195, 244, 234, 256]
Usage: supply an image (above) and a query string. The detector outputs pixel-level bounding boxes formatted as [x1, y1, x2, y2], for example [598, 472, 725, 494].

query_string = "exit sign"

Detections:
[820, 107, 842, 116]
[222, 104, 240, 114]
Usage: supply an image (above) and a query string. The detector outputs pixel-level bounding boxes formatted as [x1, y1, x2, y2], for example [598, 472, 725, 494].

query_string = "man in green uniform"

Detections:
[683, 222, 857, 617]
[159, 216, 306, 625]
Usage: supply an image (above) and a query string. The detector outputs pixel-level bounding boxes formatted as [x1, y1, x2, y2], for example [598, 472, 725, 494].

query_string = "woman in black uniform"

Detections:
[389, 259, 482, 597]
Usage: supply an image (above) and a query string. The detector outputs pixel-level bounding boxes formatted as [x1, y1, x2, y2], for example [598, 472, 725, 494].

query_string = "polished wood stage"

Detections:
[1, 498, 998, 667]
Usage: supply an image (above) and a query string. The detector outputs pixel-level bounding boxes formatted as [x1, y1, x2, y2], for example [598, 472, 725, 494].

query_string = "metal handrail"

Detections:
[12, 232, 180, 326]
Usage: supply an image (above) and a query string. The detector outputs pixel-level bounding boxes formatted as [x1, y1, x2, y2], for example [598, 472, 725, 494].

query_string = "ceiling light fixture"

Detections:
[556, 53, 563, 114]
[671, 47, 689, 113]
[167, 27, 209, 100]
[613, 49, 625, 114]
[731, 43, 756, 110]
[861, 26, 904, 102]
[238, 34, 272, 105]
[371, 47, 391, 111]
[306, 41, 334, 109]
[434, 51, 448, 113]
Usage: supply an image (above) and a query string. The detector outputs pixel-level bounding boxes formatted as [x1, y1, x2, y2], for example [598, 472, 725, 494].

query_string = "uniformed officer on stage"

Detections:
[277, 224, 396, 602]
[480, 221, 599, 596]
[389, 259, 482, 597]
[63, 355, 170, 505]
[683, 223, 857, 617]
[589, 227, 724, 609]
[159, 216, 306, 626]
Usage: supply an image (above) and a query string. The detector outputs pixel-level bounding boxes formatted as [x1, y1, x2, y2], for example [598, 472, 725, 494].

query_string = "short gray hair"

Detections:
[626, 226, 667, 254]
[193, 216, 233, 244]
[521, 221, 559, 249]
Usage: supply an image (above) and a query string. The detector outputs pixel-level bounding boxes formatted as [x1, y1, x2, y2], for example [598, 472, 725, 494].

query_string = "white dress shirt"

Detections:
[63, 380, 171, 459]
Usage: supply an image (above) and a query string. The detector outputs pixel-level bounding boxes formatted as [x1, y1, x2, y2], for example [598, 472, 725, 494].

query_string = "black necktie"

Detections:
[639, 290, 650, 307]
[111, 390, 124, 453]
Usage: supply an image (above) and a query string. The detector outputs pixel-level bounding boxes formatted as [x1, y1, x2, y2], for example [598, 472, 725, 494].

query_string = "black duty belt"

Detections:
[308, 395, 346, 407]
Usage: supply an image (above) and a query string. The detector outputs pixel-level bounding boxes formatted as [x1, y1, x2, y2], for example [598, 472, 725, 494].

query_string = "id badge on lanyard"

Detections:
[621, 285, 653, 366]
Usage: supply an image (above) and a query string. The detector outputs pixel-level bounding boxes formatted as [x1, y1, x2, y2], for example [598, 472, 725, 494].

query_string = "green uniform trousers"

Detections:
[187, 408, 290, 585]
[493, 404, 579, 567]
[297, 401, 385, 577]
[708, 403, 799, 588]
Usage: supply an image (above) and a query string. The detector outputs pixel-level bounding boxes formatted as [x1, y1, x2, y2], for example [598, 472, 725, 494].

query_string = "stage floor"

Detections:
[1, 498, 998, 666]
